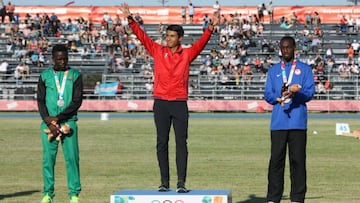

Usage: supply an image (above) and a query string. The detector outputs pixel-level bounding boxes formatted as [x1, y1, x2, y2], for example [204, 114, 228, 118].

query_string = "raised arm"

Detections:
[208, 11, 220, 31]
[119, 2, 131, 18]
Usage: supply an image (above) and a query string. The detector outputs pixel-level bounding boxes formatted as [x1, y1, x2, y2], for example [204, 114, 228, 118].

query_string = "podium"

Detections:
[111, 189, 232, 203]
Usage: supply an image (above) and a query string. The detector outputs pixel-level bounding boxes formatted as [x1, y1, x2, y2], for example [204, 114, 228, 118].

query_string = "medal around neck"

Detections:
[57, 98, 64, 107]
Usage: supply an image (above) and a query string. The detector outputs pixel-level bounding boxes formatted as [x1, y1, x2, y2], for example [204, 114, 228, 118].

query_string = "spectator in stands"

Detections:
[324, 44, 335, 62]
[239, 46, 248, 64]
[188, 3, 194, 24]
[242, 62, 253, 85]
[120, 2, 219, 193]
[220, 14, 227, 25]
[310, 35, 321, 53]
[326, 57, 335, 73]
[357, 52, 360, 67]
[14, 61, 29, 81]
[267, 0, 274, 23]
[5, 1, 14, 23]
[181, 6, 186, 24]
[279, 16, 292, 29]
[0, 60, 9, 79]
[157, 22, 165, 35]
[229, 52, 241, 70]
[212, 55, 222, 68]
[50, 13, 58, 23]
[261, 38, 270, 52]
[213, 1, 220, 13]
[290, 11, 298, 26]
[203, 54, 213, 68]
[306, 55, 316, 69]
[258, 3, 266, 23]
[219, 34, 229, 49]
[312, 11, 321, 27]
[356, 16, 360, 32]
[0, 4, 6, 24]
[305, 12, 312, 26]
[351, 39, 360, 55]
[37, 44, 83, 203]
[313, 25, 324, 38]
[253, 55, 264, 74]
[80, 47, 89, 60]
[262, 55, 272, 74]
[264, 36, 315, 203]
[202, 13, 211, 32]
[338, 62, 350, 79]
[350, 61, 359, 79]
[340, 15, 348, 33]
[347, 16, 355, 33]
[347, 43, 355, 64]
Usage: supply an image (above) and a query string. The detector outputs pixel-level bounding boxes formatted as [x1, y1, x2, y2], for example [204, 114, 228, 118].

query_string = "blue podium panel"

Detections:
[111, 189, 232, 203]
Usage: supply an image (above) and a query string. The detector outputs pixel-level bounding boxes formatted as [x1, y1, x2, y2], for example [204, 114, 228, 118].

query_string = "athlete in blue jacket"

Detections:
[264, 36, 315, 203]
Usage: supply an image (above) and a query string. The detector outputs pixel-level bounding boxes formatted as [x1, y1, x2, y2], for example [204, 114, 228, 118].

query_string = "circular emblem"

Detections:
[295, 68, 301, 75]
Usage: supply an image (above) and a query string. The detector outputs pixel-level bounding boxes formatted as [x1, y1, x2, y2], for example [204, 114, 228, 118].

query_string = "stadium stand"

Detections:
[0, 14, 360, 101]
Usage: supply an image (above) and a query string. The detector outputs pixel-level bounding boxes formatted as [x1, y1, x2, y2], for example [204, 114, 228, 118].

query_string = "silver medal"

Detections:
[57, 99, 64, 107]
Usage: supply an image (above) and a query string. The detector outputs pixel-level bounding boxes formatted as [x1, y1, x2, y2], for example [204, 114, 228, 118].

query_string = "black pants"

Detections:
[153, 99, 189, 185]
[267, 130, 307, 203]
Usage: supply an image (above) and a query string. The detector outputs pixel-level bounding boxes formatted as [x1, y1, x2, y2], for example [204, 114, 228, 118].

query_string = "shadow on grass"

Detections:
[236, 194, 323, 203]
[0, 190, 40, 200]
[237, 194, 266, 203]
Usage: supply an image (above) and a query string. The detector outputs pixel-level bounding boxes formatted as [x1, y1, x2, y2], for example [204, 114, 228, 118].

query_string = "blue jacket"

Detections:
[264, 59, 315, 130]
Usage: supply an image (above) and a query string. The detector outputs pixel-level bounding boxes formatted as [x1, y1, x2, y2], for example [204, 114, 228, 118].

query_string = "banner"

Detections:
[99, 82, 118, 96]
[11, 5, 360, 24]
[2, 100, 360, 112]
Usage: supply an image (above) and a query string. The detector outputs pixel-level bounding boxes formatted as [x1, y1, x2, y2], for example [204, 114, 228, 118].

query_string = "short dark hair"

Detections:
[280, 36, 296, 48]
[52, 44, 68, 55]
[166, 24, 184, 37]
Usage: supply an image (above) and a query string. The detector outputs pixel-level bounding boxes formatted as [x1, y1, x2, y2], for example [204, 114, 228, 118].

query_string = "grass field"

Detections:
[0, 113, 360, 203]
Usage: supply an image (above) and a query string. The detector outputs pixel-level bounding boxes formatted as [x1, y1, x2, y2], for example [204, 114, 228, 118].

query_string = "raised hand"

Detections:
[210, 11, 220, 26]
[119, 2, 131, 17]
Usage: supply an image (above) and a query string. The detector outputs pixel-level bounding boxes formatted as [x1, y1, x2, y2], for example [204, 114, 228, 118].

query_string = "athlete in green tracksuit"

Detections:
[37, 44, 83, 203]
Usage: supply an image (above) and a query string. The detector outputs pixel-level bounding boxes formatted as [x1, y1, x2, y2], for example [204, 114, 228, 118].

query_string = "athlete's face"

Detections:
[52, 51, 68, 71]
[280, 39, 295, 62]
[165, 30, 182, 50]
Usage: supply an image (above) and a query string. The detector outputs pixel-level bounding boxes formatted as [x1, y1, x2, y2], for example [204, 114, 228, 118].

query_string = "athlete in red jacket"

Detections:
[120, 2, 219, 193]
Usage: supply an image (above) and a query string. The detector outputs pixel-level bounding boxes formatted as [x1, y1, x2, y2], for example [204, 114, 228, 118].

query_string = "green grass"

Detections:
[1, 113, 360, 203]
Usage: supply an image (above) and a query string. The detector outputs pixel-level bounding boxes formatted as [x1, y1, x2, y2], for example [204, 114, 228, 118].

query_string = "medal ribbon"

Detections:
[54, 70, 68, 100]
[281, 59, 297, 88]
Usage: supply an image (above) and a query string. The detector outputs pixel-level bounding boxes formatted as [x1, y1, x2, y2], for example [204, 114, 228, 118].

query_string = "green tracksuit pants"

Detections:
[40, 120, 81, 198]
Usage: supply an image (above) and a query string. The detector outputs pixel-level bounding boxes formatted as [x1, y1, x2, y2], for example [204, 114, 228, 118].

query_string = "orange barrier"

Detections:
[1, 100, 360, 112]
[11, 5, 360, 24]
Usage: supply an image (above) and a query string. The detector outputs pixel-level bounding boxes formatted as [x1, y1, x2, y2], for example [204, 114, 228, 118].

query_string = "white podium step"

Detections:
[111, 189, 232, 203]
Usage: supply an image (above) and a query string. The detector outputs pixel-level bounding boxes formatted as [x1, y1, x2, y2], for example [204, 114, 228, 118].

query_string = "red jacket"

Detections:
[129, 21, 212, 100]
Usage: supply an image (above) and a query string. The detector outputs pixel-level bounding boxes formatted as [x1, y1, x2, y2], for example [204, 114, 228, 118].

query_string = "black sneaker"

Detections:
[158, 184, 169, 192]
[176, 182, 188, 193]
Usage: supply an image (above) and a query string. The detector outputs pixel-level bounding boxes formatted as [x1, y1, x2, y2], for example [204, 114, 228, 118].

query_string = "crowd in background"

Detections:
[1, 0, 360, 96]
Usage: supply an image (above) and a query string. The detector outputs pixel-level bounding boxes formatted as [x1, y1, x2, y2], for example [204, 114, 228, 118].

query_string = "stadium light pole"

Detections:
[158, 0, 170, 6]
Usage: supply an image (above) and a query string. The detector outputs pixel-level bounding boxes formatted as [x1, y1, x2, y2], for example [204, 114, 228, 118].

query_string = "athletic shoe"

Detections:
[176, 182, 188, 193]
[158, 184, 169, 192]
[40, 195, 52, 203]
[70, 196, 80, 203]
